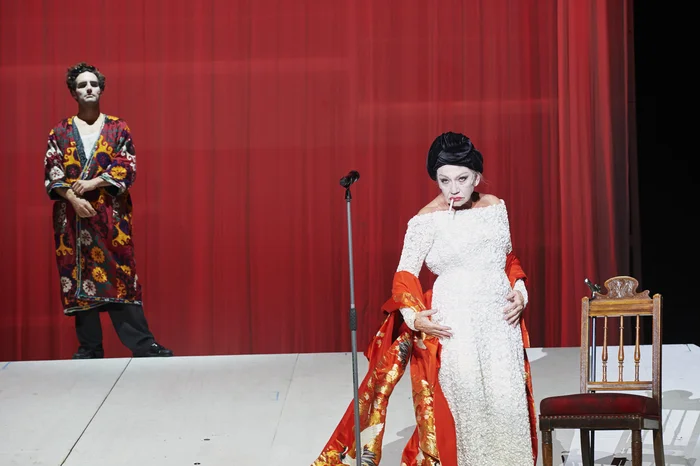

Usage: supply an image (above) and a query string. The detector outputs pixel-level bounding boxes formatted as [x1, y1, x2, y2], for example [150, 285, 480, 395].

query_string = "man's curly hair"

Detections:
[65, 62, 106, 92]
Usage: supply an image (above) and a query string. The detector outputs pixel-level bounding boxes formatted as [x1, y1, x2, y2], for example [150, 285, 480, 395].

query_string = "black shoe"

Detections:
[72, 346, 104, 359]
[132, 342, 173, 358]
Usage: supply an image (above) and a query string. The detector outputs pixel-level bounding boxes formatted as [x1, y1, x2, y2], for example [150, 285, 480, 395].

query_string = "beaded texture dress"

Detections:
[396, 200, 533, 465]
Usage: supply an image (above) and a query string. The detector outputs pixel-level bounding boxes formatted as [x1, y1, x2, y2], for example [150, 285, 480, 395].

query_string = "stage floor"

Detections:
[1, 344, 699, 466]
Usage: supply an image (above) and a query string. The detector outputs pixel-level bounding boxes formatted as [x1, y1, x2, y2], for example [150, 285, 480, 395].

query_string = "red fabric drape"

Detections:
[0, 0, 633, 360]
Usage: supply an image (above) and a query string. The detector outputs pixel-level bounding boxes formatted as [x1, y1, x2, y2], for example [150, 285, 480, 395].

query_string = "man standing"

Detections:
[44, 62, 173, 359]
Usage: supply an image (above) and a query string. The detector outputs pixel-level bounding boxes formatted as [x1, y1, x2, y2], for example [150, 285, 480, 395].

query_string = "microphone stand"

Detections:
[341, 172, 362, 466]
[584, 278, 602, 462]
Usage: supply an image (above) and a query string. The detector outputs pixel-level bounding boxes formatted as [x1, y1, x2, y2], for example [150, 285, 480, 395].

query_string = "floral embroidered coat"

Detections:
[44, 115, 142, 314]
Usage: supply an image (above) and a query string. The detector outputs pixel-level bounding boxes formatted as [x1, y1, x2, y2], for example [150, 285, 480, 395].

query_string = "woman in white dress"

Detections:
[313, 132, 536, 466]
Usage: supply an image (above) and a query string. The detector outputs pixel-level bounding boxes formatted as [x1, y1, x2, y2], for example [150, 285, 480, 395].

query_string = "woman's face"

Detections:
[436, 165, 480, 207]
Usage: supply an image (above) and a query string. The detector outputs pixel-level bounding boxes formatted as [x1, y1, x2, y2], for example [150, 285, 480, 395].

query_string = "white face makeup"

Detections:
[73, 71, 102, 105]
[436, 165, 481, 208]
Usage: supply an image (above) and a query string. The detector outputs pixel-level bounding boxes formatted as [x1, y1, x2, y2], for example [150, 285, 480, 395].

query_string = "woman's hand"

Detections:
[415, 309, 453, 338]
[504, 290, 525, 327]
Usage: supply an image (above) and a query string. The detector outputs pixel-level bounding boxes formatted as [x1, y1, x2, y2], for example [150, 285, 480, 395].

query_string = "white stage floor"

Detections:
[1, 344, 699, 466]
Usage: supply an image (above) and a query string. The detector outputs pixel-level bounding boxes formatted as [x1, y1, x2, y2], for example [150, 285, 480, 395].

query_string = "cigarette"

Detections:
[449, 199, 454, 212]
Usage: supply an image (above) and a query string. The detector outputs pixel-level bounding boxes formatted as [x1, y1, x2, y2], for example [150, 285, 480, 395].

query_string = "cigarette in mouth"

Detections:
[449, 199, 454, 212]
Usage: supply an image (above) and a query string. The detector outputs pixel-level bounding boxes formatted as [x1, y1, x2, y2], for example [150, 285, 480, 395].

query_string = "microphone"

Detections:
[584, 278, 602, 295]
[339, 170, 360, 188]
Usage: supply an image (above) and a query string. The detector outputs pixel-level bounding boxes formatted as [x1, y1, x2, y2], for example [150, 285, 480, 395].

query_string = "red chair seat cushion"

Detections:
[540, 393, 659, 418]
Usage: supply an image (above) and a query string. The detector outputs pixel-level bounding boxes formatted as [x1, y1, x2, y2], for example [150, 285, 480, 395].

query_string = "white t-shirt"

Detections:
[75, 114, 104, 161]
[80, 132, 100, 160]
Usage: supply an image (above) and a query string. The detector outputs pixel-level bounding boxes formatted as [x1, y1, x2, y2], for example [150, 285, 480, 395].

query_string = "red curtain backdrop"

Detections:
[0, 0, 634, 361]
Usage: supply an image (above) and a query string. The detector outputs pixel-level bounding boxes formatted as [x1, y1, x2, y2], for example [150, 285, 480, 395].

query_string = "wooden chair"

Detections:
[539, 276, 665, 466]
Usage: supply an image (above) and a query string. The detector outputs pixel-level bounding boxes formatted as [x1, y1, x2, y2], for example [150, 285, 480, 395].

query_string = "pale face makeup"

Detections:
[436, 165, 481, 208]
[73, 71, 102, 105]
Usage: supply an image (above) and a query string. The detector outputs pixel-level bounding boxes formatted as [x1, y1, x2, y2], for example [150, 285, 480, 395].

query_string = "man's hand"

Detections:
[504, 290, 525, 327]
[71, 179, 99, 196]
[415, 309, 453, 339]
[71, 198, 97, 218]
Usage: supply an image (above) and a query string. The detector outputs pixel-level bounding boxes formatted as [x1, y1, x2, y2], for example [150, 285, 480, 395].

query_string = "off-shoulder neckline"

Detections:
[408, 199, 506, 223]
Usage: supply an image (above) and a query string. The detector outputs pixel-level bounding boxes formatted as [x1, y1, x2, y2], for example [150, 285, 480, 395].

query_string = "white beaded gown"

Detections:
[396, 200, 533, 466]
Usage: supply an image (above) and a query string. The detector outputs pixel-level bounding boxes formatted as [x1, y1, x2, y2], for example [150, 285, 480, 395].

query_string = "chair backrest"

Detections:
[580, 276, 662, 409]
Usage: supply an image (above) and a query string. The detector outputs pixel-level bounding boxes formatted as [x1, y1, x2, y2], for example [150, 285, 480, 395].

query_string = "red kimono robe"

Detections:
[44, 115, 142, 314]
[312, 253, 537, 466]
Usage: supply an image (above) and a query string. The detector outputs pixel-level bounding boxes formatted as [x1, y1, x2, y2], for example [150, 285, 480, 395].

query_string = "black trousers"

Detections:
[75, 303, 155, 353]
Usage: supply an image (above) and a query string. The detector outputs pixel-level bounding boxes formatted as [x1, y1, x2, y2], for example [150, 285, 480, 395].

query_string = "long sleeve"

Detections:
[400, 307, 418, 331]
[395, 214, 434, 329]
[396, 214, 434, 277]
[100, 122, 137, 196]
[513, 278, 529, 307]
[502, 204, 528, 307]
[44, 129, 72, 200]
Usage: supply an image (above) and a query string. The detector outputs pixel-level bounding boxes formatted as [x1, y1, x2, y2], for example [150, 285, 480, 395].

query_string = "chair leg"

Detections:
[652, 428, 665, 465]
[631, 430, 642, 466]
[542, 429, 553, 466]
[580, 429, 593, 466]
